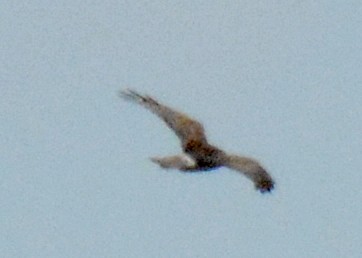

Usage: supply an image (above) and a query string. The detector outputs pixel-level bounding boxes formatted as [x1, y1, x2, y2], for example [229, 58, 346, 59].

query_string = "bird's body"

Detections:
[120, 89, 275, 193]
[183, 141, 225, 170]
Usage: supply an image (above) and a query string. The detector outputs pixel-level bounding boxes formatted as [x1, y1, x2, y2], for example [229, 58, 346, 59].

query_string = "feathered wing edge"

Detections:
[119, 88, 156, 108]
[224, 155, 274, 193]
[119, 89, 208, 145]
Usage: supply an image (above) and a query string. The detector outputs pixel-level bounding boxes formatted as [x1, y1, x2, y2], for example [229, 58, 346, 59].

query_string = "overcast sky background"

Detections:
[1, 1, 362, 257]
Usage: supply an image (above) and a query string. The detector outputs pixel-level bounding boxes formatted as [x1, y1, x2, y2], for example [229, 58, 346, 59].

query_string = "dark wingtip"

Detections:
[119, 88, 146, 102]
[257, 180, 275, 193]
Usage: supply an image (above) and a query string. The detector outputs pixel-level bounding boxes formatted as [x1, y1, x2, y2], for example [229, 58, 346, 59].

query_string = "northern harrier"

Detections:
[120, 89, 275, 193]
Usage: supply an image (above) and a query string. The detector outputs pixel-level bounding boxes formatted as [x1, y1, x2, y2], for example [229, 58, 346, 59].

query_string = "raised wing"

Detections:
[224, 155, 274, 192]
[120, 89, 208, 146]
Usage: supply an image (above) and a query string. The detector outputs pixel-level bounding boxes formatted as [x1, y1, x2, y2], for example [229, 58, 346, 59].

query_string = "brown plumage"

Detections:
[120, 89, 274, 193]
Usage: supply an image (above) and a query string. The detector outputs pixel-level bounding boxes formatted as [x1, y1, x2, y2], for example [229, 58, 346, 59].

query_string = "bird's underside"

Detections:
[120, 89, 275, 193]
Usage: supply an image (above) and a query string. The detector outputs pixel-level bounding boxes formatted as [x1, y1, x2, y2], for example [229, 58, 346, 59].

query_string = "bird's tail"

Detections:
[150, 154, 197, 171]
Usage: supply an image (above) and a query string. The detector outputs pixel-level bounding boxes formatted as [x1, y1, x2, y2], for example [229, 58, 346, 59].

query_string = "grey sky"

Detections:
[1, 1, 361, 257]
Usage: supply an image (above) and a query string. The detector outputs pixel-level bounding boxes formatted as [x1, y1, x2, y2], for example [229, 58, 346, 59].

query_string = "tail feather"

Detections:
[150, 154, 197, 171]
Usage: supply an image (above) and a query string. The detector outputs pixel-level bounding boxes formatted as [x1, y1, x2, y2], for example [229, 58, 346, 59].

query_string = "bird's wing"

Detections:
[224, 155, 274, 192]
[120, 89, 207, 145]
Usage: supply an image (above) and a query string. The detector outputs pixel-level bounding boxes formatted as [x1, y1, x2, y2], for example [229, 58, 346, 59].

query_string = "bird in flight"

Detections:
[120, 89, 275, 193]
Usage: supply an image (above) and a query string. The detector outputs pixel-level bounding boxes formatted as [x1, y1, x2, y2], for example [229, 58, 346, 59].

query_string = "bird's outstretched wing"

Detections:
[120, 89, 207, 146]
[224, 155, 274, 192]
